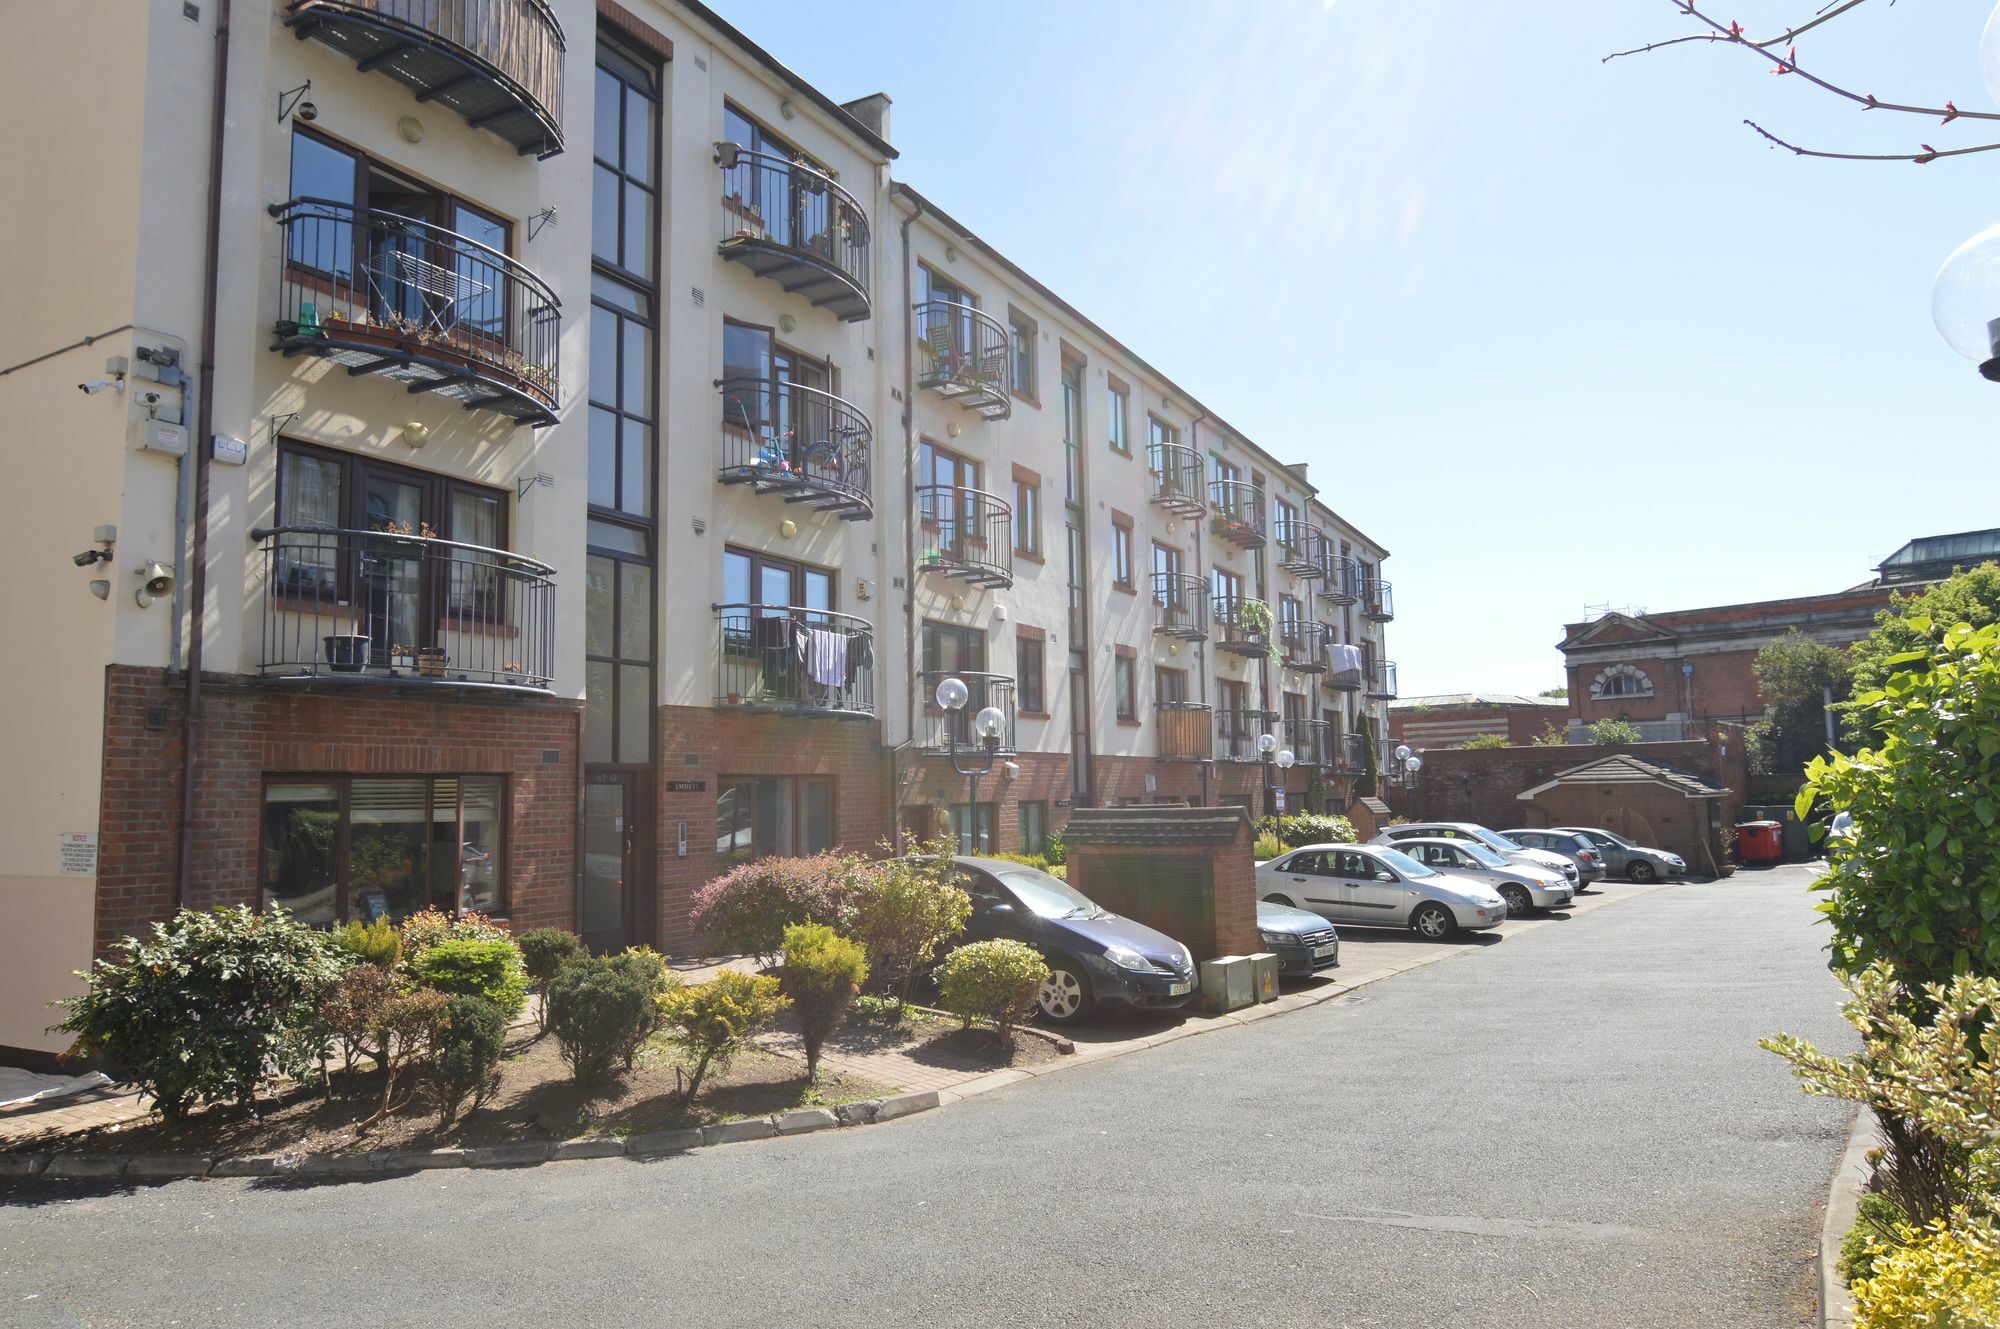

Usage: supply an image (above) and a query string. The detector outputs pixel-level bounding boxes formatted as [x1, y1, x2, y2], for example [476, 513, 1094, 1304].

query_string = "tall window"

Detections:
[1151, 541, 1183, 594]
[1107, 379, 1130, 455]
[1017, 632, 1046, 713]
[949, 802, 996, 854]
[1213, 565, 1244, 605]
[1066, 521, 1085, 641]
[594, 41, 658, 282]
[1061, 360, 1084, 503]
[1114, 652, 1137, 722]
[1274, 497, 1299, 554]
[1018, 801, 1048, 855]
[1111, 516, 1134, 590]
[1013, 471, 1041, 557]
[585, 524, 654, 765]
[263, 776, 505, 925]
[1008, 309, 1037, 399]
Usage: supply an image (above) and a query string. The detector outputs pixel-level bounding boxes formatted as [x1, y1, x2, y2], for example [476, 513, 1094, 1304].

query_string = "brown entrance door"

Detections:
[582, 772, 642, 952]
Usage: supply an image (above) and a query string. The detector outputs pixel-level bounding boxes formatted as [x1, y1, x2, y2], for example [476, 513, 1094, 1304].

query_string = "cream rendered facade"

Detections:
[0, 0, 1391, 1059]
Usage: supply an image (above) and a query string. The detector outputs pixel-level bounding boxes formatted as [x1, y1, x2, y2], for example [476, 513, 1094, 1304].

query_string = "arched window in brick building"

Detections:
[1589, 664, 1654, 699]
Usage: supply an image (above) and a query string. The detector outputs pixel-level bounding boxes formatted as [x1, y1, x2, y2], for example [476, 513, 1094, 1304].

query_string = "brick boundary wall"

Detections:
[1405, 734, 1747, 833]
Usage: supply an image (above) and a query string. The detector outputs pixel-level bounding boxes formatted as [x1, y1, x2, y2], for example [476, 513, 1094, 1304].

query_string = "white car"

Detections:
[1256, 842, 1509, 941]
[1393, 837, 1573, 916]
[1370, 822, 1579, 886]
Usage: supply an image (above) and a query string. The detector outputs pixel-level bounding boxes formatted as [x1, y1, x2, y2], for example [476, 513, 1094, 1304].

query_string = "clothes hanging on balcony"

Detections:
[798, 625, 849, 689]
[1329, 642, 1364, 677]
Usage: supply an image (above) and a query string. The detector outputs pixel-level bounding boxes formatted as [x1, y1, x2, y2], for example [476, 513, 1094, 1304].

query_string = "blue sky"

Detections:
[724, 0, 2000, 695]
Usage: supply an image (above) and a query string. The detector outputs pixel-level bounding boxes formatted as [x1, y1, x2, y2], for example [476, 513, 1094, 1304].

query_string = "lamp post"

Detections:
[1932, 7, 2000, 378]
[935, 675, 1006, 853]
[1259, 730, 1296, 822]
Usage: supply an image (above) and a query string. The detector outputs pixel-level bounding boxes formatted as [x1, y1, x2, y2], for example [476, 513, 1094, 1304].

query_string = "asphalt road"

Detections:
[2, 866, 1852, 1329]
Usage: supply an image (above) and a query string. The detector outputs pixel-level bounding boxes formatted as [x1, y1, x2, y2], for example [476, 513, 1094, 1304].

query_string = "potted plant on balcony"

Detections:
[501, 661, 524, 686]
[417, 646, 449, 678]
[390, 642, 416, 673]
[324, 632, 370, 673]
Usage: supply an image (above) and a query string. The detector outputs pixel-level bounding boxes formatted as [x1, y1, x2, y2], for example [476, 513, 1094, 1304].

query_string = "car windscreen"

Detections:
[1475, 829, 1526, 853]
[1574, 828, 1634, 849]
[1460, 843, 1510, 869]
[1375, 847, 1437, 879]
[995, 868, 1104, 919]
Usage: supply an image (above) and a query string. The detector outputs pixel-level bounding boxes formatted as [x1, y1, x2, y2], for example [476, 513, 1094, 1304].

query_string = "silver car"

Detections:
[1370, 821, 1580, 886]
[1552, 826, 1687, 883]
[1255, 842, 1509, 941]
[1497, 828, 1608, 886]
[1395, 837, 1574, 916]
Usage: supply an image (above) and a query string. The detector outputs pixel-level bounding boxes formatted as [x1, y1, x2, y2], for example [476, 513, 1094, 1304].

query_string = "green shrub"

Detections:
[1254, 834, 1282, 860]
[1850, 1217, 2000, 1329]
[1460, 733, 1509, 750]
[409, 938, 527, 1021]
[1255, 813, 1357, 848]
[398, 908, 510, 963]
[1040, 826, 1066, 867]
[332, 918, 402, 969]
[372, 988, 449, 1117]
[988, 851, 1052, 872]
[429, 994, 505, 1127]
[779, 924, 869, 1081]
[850, 838, 970, 1007]
[608, 944, 674, 996]
[689, 852, 871, 961]
[658, 971, 788, 1103]
[851, 993, 912, 1026]
[318, 961, 399, 1074]
[516, 928, 584, 1032]
[53, 905, 349, 1119]
[547, 956, 657, 1085]
[1842, 1191, 1914, 1286]
[934, 940, 1048, 1042]
[1587, 717, 1642, 745]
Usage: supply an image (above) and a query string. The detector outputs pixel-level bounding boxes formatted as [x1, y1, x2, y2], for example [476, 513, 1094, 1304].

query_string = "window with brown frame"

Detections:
[1114, 649, 1138, 723]
[1012, 467, 1042, 558]
[1111, 514, 1135, 591]
[1107, 378, 1131, 455]
[1008, 307, 1039, 402]
[716, 775, 835, 866]
[1017, 630, 1047, 714]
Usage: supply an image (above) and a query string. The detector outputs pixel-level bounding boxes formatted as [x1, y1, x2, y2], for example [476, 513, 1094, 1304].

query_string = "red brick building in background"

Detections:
[1389, 693, 1570, 749]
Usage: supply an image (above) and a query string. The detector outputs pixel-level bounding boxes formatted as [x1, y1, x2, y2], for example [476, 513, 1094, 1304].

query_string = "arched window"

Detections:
[1590, 665, 1654, 700]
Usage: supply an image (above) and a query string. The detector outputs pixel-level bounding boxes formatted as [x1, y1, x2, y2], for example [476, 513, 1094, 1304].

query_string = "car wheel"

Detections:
[1627, 861, 1657, 884]
[1411, 902, 1456, 940]
[1499, 884, 1532, 917]
[1036, 959, 1094, 1026]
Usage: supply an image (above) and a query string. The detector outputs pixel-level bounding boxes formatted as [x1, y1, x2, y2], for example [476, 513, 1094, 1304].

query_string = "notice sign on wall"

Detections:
[59, 832, 97, 876]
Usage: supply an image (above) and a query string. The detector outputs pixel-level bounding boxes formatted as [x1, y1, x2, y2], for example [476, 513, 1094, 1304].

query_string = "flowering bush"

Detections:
[690, 853, 870, 961]
[934, 940, 1048, 1042]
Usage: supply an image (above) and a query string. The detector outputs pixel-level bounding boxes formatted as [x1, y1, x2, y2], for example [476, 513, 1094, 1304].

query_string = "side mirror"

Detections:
[986, 902, 1015, 915]
[1376, 871, 1396, 883]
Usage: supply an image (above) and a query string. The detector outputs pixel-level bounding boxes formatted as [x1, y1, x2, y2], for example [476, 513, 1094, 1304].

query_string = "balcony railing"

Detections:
[914, 300, 1011, 420]
[1151, 571, 1208, 640]
[917, 484, 1013, 588]
[715, 378, 872, 520]
[1319, 555, 1360, 606]
[917, 671, 1018, 755]
[286, 0, 564, 157]
[1213, 595, 1271, 658]
[270, 199, 560, 426]
[1362, 577, 1395, 621]
[714, 605, 874, 718]
[1148, 442, 1206, 517]
[1215, 708, 1277, 764]
[1278, 618, 1328, 673]
[1275, 519, 1324, 579]
[716, 145, 871, 322]
[1210, 480, 1265, 549]
[1331, 731, 1369, 774]
[1157, 702, 1213, 763]
[1365, 657, 1399, 700]
[1282, 718, 1332, 768]
[250, 525, 554, 691]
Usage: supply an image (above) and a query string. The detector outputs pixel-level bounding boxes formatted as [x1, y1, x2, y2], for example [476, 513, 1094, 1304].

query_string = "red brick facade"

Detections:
[1065, 807, 1259, 960]
[97, 666, 582, 954]
[1405, 734, 1747, 835]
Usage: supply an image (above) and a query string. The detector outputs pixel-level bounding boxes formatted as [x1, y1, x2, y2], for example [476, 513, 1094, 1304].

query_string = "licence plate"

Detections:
[1168, 981, 1192, 996]
[1312, 943, 1338, 959]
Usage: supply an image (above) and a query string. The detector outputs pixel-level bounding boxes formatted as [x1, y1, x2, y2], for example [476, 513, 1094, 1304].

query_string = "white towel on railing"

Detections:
[804, 628, 848, 688]
[1329, 642, 1364, 675]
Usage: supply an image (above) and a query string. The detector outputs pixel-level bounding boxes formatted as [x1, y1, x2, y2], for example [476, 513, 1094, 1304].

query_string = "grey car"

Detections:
[1552, 826, 1687, 883]
[1369, 822, 1580, 887]
[1255, 842, 1509, 940]
[1498, 828, 1608, 886]
[1395, 837, 1574, 916]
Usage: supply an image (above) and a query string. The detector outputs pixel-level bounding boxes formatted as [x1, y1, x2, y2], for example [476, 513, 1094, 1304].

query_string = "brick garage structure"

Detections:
[96, 666, 581, 955]
[1515, 754, 1729, 873]
[1063, 806, 1257, 961]
[1405, 735, 1746, 834]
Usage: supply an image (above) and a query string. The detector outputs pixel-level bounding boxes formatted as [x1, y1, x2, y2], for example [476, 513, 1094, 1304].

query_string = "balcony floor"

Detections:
[718, 239, 870, 322]
[275, 328, 557, 426]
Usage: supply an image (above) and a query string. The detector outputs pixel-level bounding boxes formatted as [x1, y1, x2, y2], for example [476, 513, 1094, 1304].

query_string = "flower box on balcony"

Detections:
[323, 633, 370, 673]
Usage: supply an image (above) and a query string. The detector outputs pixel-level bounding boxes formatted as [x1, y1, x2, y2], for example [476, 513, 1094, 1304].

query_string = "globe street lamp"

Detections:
[1929, 4, 2000, 379]
[1260, 730, 1296, 821]
[936, 675, 1006, 852]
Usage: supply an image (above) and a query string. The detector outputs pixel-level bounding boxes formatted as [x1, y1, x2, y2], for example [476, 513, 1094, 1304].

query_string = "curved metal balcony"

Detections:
[715, 378, 872, 521]
[1213, 595, 1271, 658]
[285, 0, 564, 157]
[1276, 519, 1325, 579]
[1365, 658, 1399, 700]
[1210, 479, 1265, 549]
[1151, 571, 1208, 641]
[1319, 555, 1359, 606]
[1279, 618, 1328, 674]
[1332, 731, 1370, 774]
[916, 485, 1013, 588]
[716, 145, 871, 322]
[1215, 708, 1277, 764]
[917, 671, 1017, 756]
[1283, 718, 1333, 768]
[714, 604, 874, 718]
[914, 300, 1011, 420]
[270, 199, 560, 426]
[1157, 702, 1213, 763]
[250, 524, 555, 692]
[1362, 577, 1395, 622]
[1148, 441, 1206, 517]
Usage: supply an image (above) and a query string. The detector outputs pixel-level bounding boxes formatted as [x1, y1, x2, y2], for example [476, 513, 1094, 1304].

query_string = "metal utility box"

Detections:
[1200, 956, 1253, 1013]
[1248, 953, 1280, 1003]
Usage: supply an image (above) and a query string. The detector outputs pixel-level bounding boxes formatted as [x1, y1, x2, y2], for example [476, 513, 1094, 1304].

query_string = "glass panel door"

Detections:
[359, 469, 428, 662]
[582, 774, 636, 952]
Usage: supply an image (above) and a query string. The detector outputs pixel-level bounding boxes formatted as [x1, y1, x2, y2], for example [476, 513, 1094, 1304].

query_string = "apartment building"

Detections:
[0, 0, 1392, 1060]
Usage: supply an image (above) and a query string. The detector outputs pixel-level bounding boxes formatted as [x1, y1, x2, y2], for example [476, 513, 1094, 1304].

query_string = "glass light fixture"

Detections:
[1276, 749, 1296, 770]
[1257, 732, 1278, 755]
[1931, 220, 2000, 379]
[1405, 755, 1424, 776]
[974, 706, 1006, 740]
[1394, 744, 1413, 763]
[935, 676, 968, 712]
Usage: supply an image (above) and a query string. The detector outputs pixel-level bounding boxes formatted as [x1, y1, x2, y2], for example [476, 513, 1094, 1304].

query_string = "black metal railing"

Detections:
[1362, 577, 1395, 621]
[1279, 618, 1327, 672]
[1282, 718, 1332, 767]
[270, 199, 561, 425]
[1157, 702, 1213, 762]
[251, 525, 554, 690]
[1275, 519, 1324, 579]
[916, 484, 1013, 587]
[716, 145, 871, 321]
[917, 671, 1018, 755]
[1365, 657, 1399, 700]
[914, 300, 1011, 419]
[1152, 571, 1208, 640]
[1319, 555, 1359, 606]
[715, 378, 872, 519]
[1332, 731, 1369, 773]
[1215, 708, 1277, 763]
[714, 604, 874, 717]
[1148, 441, 1206, 516]
[1210, 479, 1266, 548]
[286, 0, 564, 157]
[1213, 595, 1271, 657]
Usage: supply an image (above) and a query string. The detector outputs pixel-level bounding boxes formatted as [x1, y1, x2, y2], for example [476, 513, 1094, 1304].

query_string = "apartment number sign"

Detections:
[665, 779, 707, 792]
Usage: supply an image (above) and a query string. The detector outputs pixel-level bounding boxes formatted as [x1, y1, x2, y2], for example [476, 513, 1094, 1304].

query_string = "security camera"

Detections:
[78, 378, 124, 395]
[73, 549, 110, 568]
[137, 560, 176, 597]
[295, 100, 317, 122]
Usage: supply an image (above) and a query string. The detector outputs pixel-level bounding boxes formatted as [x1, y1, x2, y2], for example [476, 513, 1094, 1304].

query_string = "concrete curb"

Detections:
[1819, 1108, 1883, 1329]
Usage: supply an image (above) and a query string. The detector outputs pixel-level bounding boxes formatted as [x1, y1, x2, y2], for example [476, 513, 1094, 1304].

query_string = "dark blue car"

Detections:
[952, 856, 1198, 1025]
[1257, 900, 1341, 976]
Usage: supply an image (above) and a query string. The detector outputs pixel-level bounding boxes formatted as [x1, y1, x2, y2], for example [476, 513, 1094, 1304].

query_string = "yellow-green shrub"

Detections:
[1851, 1218, 2000, 1329]
[779, 924, 868, 1080]
[935, 939, 1049, 1042]
[658, 971, 788, 1103]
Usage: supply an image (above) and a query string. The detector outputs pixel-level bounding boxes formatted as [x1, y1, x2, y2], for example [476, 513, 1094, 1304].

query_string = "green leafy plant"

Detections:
[546, 956, 658, 1085]
[934, 939, 1049, 1043]
[608, 944, 674, 997]
[398, 908, 510, 964]
[1797, 620, 2000, 987]
[516, 928, 584, 1032]
[1255, 813, 1356, 849]
[779, 924, 869, 1081]
[689, 852, 872, 962]
[429, 994, 505, 1127]
[331, 918, 401, 969]
[1254, 833, 1283, 860]
[1529, 721, 1570, 747]
[849, 838, 971, 1008]
[658, 971, 789, 1104]
[1460, 732, 1509, 750]
[1844, 562, 2000, 743]
[1842, 1191, 1913, 1286]
[409, 937, 528, 1021]
[850, 993, 913, 1026]
[368, 988, 449, 1121]
[52, 906, 349, 1120]
[1040, 825, 1066, 867]
[1587, 717, 1642, 745]
[1748, 628, 1853, 775]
